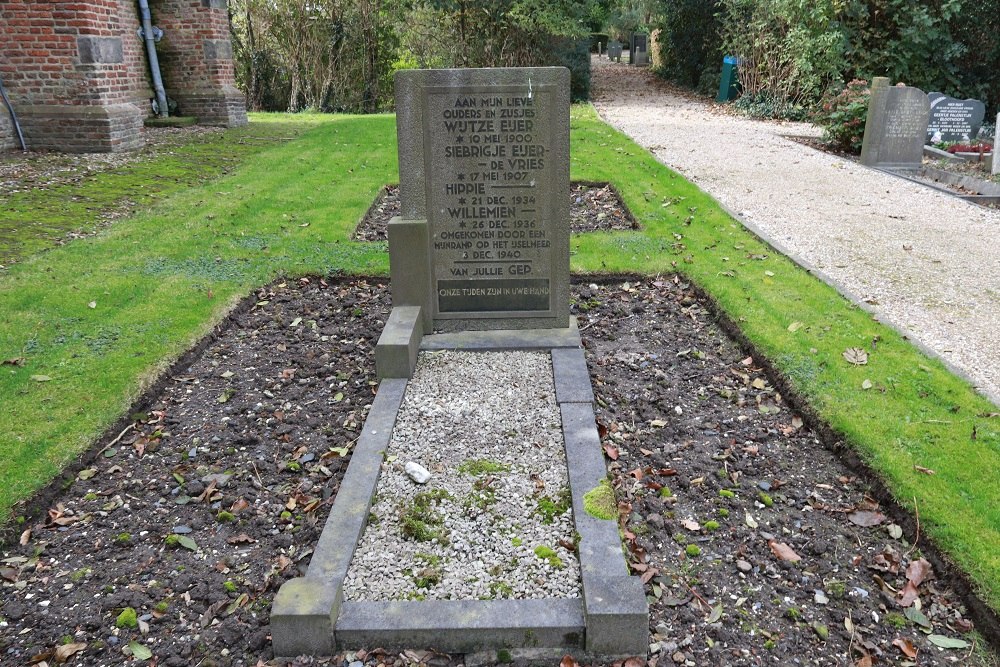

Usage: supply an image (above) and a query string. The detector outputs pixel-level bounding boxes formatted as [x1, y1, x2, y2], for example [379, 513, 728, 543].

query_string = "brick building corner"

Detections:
[0, 0, 247, 153]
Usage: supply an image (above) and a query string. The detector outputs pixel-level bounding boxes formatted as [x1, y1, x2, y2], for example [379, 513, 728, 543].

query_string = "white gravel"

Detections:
[343, 350, 581, 601]
[591, 57, 1000, 406]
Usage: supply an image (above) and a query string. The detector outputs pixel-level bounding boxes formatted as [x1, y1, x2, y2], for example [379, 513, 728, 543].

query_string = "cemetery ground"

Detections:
[0, 107, 998, 665]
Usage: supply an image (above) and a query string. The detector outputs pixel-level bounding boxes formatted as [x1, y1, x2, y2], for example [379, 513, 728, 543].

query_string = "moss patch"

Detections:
[583, 479, 616, 520]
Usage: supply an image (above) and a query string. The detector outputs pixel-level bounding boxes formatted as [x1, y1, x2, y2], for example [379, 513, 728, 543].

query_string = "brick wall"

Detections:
[154, 0, 247, 125]
[0, 0, 245, 153]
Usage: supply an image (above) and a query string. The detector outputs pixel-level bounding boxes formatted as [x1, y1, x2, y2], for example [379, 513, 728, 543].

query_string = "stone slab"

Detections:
[336, 599, 584, 652]
[552, 348, 594, 404]
[860, 78, 929, 169]
[994, 113, 1000, 176]
[388, 217, 433, 334]
[270, 378, 408, 656]
[271, 576, 341, 657]
[375, 306, 423, 378]
[420, 317, 580, 351]
[395, 67, 570, 331]
[560, 402, 631, 582]
[582, 575, 649, 656]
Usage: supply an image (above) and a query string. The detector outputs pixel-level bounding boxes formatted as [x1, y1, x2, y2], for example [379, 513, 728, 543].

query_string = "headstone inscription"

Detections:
[392, 67, 570, 333]
[926, 93, 986, 143]
[860, 78, 930, 170]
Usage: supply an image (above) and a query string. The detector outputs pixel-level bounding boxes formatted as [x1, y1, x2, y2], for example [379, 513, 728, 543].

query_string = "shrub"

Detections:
[813, 79, 870, 154]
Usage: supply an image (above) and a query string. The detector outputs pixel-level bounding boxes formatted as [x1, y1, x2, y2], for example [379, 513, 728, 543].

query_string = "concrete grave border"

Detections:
[273, 327, 648, 660]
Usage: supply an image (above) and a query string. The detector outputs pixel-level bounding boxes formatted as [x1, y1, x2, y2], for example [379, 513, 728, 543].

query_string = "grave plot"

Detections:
[274, 68, 647, 659]
[0, 277, 986, 667]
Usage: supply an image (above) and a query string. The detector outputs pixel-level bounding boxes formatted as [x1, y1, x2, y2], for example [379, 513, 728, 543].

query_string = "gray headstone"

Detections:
[393, 68, 570, 331]
[926, 93, 986, 143]
[993, 112, 1000, 176]
[860, 78, 930, 170]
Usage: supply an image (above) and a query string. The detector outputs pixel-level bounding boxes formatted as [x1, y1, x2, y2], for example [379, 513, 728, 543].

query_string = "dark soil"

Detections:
[352, 183, 638, 241]
[2, 275, 994, 667]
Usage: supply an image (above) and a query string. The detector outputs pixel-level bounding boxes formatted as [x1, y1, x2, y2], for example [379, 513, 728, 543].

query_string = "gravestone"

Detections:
[994, 112, 1000, 176]
[607, 40, 622, 62]
[392, 67, 570, 334]
[926, 93, 986, 143]
[630, 33, 648, 66]
[860, 77, 930, 170]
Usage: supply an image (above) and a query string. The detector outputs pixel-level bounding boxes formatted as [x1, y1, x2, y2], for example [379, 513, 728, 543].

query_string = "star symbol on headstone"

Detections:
[459, 221, 467, 228]
[455, 135, 464, 143]
[457, 173, 465, 181]
[458, 197, 467, 204]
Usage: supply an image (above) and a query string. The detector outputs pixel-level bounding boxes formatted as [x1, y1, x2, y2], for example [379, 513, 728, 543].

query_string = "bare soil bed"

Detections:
[352, 183, 638, 242]
[1, 274, 993, 667]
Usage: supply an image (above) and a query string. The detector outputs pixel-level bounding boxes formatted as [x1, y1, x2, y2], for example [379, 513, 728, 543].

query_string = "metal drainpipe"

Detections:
[0, 73, 27, 151]
[138, 0, 169, 118]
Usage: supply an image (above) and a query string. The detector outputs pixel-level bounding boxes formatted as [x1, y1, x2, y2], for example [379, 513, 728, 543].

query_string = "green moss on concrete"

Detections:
[583, 479, 616, 520]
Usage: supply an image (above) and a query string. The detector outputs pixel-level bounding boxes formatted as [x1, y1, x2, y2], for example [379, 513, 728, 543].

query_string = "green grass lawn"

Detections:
[0, 107, 997, 614]
[0, 114, 328, 265]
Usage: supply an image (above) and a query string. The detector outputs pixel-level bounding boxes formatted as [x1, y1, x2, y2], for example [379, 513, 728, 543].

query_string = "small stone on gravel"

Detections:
[404, 461, 431, 484]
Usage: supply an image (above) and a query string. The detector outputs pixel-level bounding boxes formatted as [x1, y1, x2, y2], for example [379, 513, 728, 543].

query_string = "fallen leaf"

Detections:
[843, 347, 869, 365]
[847, 510, 886, 527]
[622, 657, 644, 667]
[897, 582, 920, 607]
[751, 378, 767, 390]
[768, 540, 801, 562]
[906, 558, 933, 587]
[788, 321, 803, 332]
[854, 655, 872, 667]
[77, 468, 96, 480]
[227, 533, 256, 544]
[886, 524, 903, 539]
[861, 379, 873, 390]
[745, 513, 758, 529]
[176, 535, 198, 551]
[914, 465, 936, 475]
[892, 638, 918, 658]
[88, 301, 96, 309]
[19, 529, 30, 546]
[927, 634, 970, 649]
[791, 415, 803, 429]
[30, 375, 52, 382]
[53, 642, 87, 662]
[681, 519, 700, 531]
[603, 444, 619, 460]
[128, 641, 153, 661]
[904, 606, 931, 629]
[559, 655, 579, 667]
[706, 603, 723, 623]
[649, 419, 667, 428]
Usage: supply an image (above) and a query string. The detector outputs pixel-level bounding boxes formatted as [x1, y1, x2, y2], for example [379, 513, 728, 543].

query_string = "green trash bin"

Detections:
[717, 55, 740, 102]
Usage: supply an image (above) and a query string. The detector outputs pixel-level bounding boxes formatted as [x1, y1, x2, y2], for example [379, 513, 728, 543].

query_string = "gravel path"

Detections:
[591, 57, 1000, 406]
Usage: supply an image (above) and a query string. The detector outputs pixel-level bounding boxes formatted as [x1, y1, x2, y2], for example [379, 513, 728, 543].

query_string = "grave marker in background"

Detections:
[860, 78, 930, 170]
[926, 93, 986, 143]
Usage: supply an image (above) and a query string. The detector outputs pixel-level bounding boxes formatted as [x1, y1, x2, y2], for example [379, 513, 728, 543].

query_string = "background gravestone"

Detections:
[393, 67, 570, 331]
[994, 112, 1000, 175]
[860, 78, 930, 170]
[926, 92, 986, 143]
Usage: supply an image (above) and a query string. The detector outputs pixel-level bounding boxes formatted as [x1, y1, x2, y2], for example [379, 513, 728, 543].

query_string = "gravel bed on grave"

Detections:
[591, 55, 1000, 406]
[343, 351, 581, 601]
